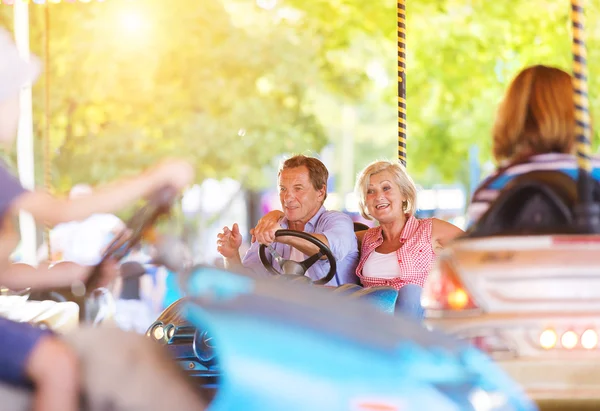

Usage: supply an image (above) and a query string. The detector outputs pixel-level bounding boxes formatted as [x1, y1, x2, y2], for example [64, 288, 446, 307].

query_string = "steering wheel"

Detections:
[84, 186, 178, 293]
[258, 230, 337, 285]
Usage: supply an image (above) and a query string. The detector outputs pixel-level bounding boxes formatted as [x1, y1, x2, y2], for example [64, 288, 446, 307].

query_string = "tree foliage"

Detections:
[1, 0, 383, 192]
[2, 0, 600, 194]
[296, 0, 600, 189]
[403, 0, 600, 187]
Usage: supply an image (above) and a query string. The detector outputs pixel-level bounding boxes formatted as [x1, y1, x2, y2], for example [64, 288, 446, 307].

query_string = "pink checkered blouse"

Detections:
[356, 214, 435, 290]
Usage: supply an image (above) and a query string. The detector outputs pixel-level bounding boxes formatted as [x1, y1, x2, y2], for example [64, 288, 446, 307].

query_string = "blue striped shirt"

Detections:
[467, 153, 600, 228]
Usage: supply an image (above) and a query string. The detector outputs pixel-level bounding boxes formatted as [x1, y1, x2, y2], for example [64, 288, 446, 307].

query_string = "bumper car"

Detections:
[148, 264, 535, 410]
[422, 168, 600, 409]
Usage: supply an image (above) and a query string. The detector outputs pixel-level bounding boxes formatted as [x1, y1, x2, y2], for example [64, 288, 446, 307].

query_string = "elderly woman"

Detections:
[353, 160, 463, 318]
[467, 64, 600, 226]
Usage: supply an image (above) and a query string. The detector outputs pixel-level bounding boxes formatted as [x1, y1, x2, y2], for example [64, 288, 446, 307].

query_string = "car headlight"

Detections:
[167, 325, 175, 340]
[151, 324, 165, 341]
[581, 329, 598, 349]
[147, 322, 178, 343]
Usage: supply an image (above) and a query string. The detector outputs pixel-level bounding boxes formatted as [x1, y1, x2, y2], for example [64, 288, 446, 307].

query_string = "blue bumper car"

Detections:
[148, 264, 536, 411]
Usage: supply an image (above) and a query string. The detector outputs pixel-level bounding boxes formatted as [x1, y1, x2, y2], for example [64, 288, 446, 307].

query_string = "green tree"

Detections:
[3, 0, 600, 195]
[403, 0, 600, 187]
[1, 0, 382, 192]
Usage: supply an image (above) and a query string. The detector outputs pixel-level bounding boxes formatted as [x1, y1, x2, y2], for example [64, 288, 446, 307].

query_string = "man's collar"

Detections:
[280, 205, 326, 231]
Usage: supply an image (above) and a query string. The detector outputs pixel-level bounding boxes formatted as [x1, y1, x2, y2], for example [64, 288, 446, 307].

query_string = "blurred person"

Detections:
[112, 261, 155, 334]
[217, 155, 359, 286]
[467, 65, 600, 226]
[49, 184, 125, 265]
[0, 28, 194, 411]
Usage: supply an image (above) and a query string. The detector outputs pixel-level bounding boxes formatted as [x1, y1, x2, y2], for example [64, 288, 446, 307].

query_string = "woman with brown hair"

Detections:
[467, 64, 600, 226]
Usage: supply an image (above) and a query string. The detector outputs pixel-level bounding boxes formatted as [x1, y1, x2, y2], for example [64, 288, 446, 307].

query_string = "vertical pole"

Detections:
[43, 2, 53, 259]
[571, 0, 600, 232]
[14, 0, 38, 265]
[572, 0, 592, 178]
[397, 0, 407, 167]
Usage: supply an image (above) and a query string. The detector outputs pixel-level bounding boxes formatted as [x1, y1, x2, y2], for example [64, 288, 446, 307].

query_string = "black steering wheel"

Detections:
[258, 230, 337, 285]
[84, 186, 178, 293]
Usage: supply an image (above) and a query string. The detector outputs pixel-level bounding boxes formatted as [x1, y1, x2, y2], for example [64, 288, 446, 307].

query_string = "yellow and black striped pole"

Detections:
[398, 0, 407, 167]
[571, 0, 600, 231]
[572, 0, 592, 178]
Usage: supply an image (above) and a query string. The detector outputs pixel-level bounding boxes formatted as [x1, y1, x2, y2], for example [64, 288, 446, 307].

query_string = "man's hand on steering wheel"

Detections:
[252, 220, 282, 246]
[252, 210, 330, 257]
[251, 210, 284, 244]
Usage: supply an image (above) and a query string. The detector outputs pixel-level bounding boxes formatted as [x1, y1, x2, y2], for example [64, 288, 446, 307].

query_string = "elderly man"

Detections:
[217, 155, 359, 286]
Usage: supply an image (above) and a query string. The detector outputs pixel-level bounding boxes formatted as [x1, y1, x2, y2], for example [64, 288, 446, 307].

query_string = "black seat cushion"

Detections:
[468, 170, 586, 237]
[353, 222, 369, 232]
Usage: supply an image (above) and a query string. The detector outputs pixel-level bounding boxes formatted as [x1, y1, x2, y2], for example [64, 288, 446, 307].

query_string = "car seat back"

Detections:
[469, 170, 584, 237]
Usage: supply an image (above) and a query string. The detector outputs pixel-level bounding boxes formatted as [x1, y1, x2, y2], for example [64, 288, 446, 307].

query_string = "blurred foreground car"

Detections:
[150, 264, 536, 411]
[423, 170, 600, 409]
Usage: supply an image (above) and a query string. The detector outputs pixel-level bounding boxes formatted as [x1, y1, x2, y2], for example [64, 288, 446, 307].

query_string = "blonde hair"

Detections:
[355, 160, 417, 220]
[493, 65, 578, 163]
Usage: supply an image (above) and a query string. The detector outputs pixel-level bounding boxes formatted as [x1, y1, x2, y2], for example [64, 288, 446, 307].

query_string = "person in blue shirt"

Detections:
[217, 155, 359, 286]
[467, 64, 600, 227]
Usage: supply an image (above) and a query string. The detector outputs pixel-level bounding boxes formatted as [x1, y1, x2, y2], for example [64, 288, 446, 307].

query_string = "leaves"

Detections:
[2, 0, 600, 193]
[402, 0, 600, 186]
[1, 0, 363, 192]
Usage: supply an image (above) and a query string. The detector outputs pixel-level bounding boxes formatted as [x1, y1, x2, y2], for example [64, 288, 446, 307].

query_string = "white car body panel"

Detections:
[425, 234, 600, 401]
